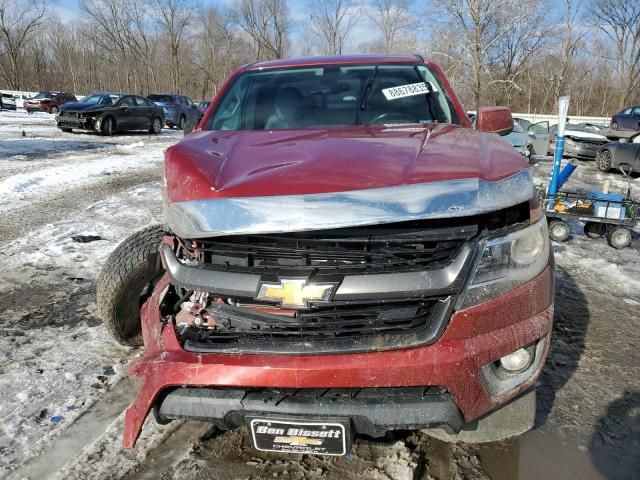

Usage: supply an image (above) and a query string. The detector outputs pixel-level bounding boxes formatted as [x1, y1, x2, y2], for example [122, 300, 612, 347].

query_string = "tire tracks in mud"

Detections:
[0, 167, 162, 244]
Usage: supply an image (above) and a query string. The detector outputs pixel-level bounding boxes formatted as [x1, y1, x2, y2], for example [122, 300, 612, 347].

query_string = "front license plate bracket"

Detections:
[248, 417, 351, 456]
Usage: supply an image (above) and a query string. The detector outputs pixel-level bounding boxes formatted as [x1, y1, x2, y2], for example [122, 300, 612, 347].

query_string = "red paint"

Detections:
[165, 124, 528, 202]
[122, 265, 553, 448]
[170, 55, 526, 203]
[476, 107, 514, 135]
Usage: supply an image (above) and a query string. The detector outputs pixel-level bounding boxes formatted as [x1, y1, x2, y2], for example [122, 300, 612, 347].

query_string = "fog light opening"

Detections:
[499, 348, 533, 373]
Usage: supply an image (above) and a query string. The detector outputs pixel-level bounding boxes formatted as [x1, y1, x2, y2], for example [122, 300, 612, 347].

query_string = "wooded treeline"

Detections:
[0, 0, 639, 116]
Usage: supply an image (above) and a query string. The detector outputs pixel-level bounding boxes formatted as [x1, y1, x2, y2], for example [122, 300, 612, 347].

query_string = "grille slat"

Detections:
[181, 228, 469, 275]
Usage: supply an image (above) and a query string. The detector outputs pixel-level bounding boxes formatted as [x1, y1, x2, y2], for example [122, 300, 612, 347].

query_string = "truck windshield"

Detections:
[207, 64, 459, 131]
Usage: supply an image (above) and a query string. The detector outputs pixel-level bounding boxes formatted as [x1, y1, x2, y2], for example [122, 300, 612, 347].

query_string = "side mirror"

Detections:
[476, 107, 513, 136]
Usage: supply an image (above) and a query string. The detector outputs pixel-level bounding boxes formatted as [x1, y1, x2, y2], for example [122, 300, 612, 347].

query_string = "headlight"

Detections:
[460, 217, 549, 308]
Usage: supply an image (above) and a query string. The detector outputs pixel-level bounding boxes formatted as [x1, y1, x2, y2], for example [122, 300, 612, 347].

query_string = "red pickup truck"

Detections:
[98, 54, 553, 456]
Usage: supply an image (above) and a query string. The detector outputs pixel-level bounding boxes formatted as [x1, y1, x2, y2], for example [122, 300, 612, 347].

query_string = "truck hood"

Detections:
[165, 123, 529, 202]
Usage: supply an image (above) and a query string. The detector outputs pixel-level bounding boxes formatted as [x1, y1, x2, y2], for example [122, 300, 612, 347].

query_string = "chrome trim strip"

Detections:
[334, 244, 472, 300]
[160, 243, 261, 297]
[165, 169, 532, 238]
[160, 242, 471, 301]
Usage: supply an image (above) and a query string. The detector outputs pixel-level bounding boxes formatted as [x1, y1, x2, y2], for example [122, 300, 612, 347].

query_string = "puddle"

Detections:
[477, 430, 606, 480]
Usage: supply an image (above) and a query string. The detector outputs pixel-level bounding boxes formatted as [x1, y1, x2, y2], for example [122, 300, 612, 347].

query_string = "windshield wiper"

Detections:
[413, 65, 438, 122]
[355, 66, 379, 125]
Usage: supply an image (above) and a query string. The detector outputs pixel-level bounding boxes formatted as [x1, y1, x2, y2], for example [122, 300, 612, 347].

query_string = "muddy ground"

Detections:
[0, 111, 638, 480]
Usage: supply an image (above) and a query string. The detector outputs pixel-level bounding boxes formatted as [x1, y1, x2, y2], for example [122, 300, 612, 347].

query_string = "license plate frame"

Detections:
[248, 417, 350, 456]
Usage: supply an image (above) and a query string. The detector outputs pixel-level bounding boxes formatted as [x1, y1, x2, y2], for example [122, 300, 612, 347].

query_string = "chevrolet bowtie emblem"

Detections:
[274, 436, 323, 447]
[257, 279, 334, 308]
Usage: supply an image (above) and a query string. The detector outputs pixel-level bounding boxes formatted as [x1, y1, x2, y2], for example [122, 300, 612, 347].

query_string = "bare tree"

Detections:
[369, 0, 415, 53]
[309, 0, 361, 55]
[233, 0, 291, 59]
[0, 0, 48, 88]
[590, 0, 640, 108]
[153, 0, 195, 92]
[429, 0, 541, 112]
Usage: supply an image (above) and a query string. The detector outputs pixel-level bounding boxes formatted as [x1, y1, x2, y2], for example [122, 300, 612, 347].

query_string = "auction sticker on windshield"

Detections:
[249, 418, 348, 455]
[382, 82, 430, 100]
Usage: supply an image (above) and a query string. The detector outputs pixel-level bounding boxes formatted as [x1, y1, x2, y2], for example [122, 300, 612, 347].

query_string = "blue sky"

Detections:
[53, 0, 570, 53]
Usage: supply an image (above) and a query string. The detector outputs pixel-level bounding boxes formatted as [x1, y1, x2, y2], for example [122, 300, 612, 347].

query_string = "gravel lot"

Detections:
[0, 110, 638, 480]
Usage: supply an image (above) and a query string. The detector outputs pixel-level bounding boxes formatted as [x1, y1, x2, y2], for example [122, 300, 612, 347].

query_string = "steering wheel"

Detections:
[368, 112, 416, 125]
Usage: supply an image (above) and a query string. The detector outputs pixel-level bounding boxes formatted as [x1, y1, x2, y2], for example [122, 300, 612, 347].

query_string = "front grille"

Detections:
[182, 298, 451, 354]
[178, 222, 476, 276]
[171, 220, 484, 354]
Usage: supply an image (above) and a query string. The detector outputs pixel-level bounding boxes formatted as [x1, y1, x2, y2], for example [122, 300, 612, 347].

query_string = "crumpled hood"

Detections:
[164, 124, 529, 203]
[59, 102, 106, 112]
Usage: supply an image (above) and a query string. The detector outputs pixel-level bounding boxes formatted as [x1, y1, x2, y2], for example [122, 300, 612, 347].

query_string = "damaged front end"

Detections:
[122, 180, 553, 450]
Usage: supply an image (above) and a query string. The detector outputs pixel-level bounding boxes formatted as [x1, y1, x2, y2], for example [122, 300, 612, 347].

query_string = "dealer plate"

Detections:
[248, 418, 348, 456]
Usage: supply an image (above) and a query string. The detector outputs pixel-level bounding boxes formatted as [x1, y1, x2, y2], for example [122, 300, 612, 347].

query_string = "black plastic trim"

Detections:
[155, 386, 464, 437]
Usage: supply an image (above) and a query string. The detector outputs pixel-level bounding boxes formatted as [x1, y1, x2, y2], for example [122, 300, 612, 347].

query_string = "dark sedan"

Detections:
[56, 93, 164, 135]
[610, 105, 640, 131]
[596, 138, 640, 173]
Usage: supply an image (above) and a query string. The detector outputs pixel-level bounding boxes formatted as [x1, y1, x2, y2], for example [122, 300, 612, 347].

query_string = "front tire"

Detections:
[96, 224, 164, 346]
[51, 106, 59, 114]
[178, 115, 186, 130]
[607, 226, 632, 249]
[150, 117, 162, 134]
[101, 116, 113, 136]
[597, 151, 612, 172]
[611, 121, 618, 130]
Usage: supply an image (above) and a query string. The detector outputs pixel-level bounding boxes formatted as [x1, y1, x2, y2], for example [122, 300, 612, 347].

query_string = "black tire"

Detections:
[548, 220, 570, 242]
[60, 127, 72, 133]
[178, 115, 186, 130]
[101, 116, 114, 136]
[51, 106, 59, 114]
[96, 224, 164, 346]
[597, 150, 612, 172]
[611, 121, 618, 130]
[607, 226, 632, 249]
[584, 221, 606, 239]
[150, 117, 162, 134]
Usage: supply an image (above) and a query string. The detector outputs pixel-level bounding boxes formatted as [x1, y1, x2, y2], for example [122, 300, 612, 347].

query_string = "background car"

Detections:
[596, 135, 640, 173]
[57, 93, 164, 135]
[610, 105, 640, 131]
[25, 91, 77, 114]
[505, 120, 529, 157]
[527, 122, 608, 159]
[196, 101, 211, 123]
[147, 93, 200, 129]
[1, 92, 17, 110]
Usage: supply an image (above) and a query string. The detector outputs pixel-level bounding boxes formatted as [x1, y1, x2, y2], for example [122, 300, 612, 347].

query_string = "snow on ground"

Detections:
[0, 112, 638, 480]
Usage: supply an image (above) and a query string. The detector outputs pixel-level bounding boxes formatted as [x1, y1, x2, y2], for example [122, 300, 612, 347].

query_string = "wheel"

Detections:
[60, 127, 72, 133]
[548, 220, 570, 242]
[101, 116, 113, 136]
[597, 150, 612, 172]
[584, 221, 606, 239]
[96, 224, 164, 346]
[178, 115, 186, 130]
[51, 106, 59, 114]
[150, 117, 162, 134]
[611, 121, 618, 130]
[607, 226, 632, 249]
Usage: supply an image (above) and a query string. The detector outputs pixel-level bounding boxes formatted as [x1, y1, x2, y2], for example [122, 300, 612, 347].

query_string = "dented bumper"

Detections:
[122, 264, 553, 448]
